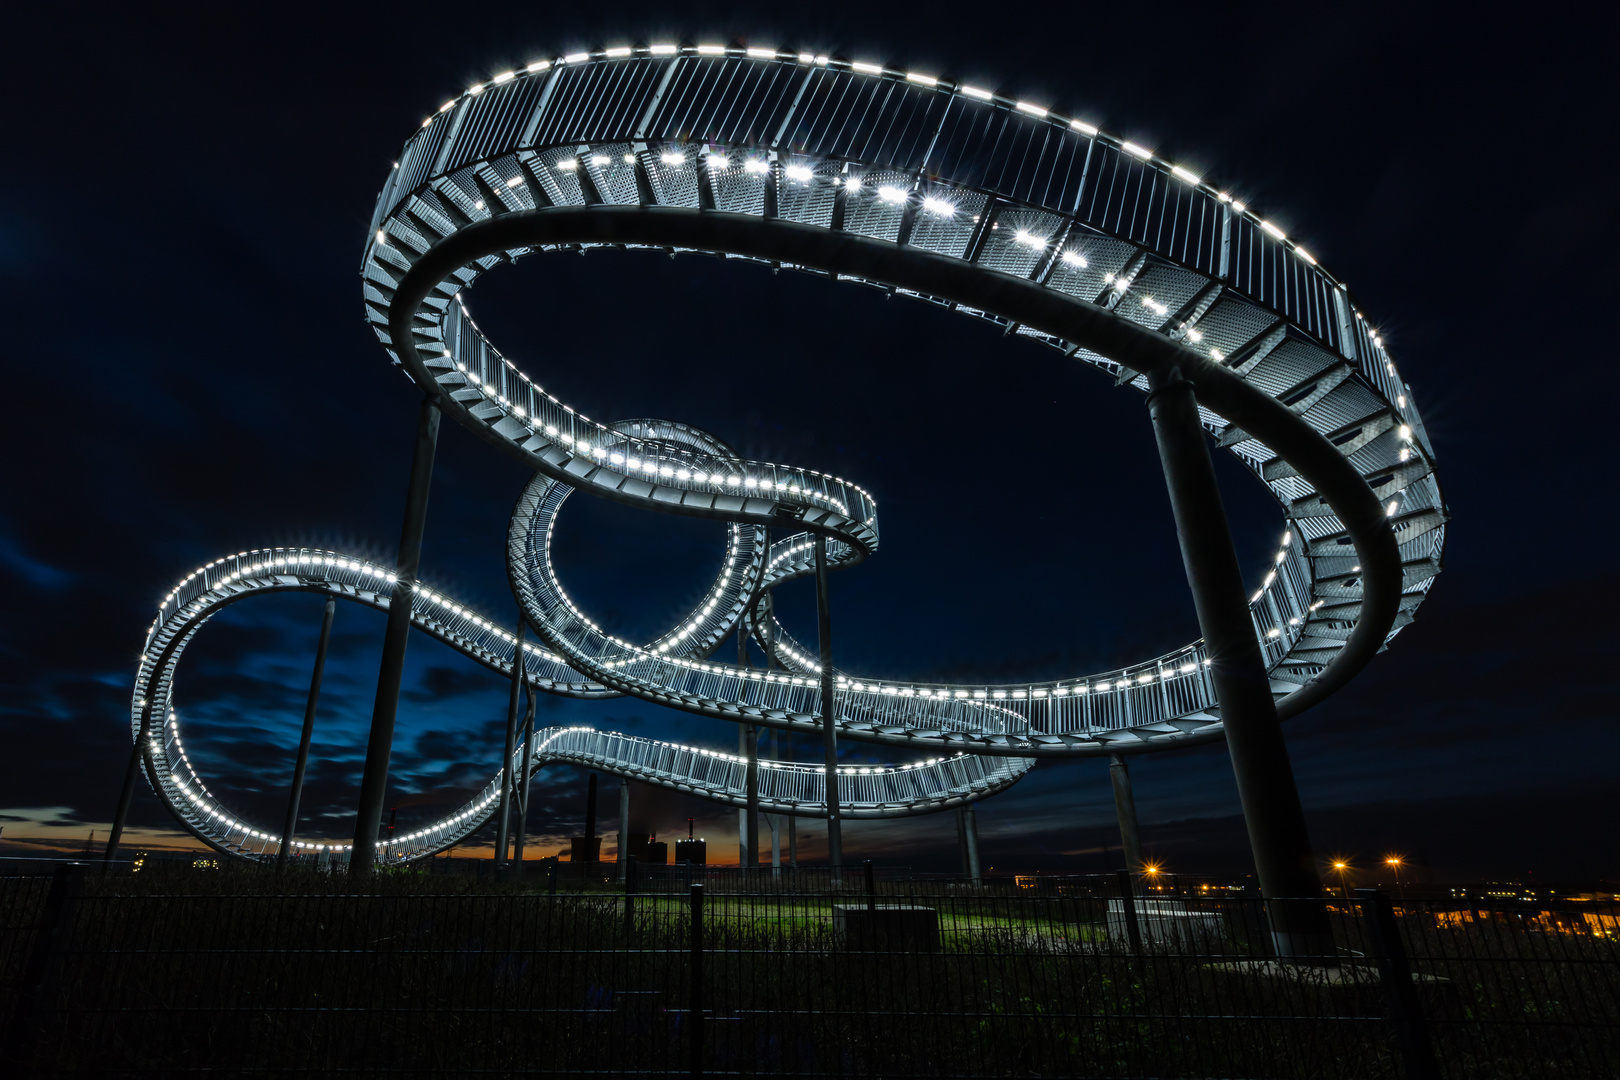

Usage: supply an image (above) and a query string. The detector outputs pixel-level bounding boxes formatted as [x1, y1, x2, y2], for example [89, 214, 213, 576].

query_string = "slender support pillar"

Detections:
[768, 730, 781, 877]
[736, 627, 750, 867]
[103, 721, 150, 866]
[963, 803, 982, 884]
[351, 396, 441, 870]
[584, 771, 598, 862]
[1146, 365, 1330, 959]
[956, 807, 970, 877]
[744, 724, 760, 869]
[278, 598, 336, 872]
[512, 680, 536, 872]
[618, 779, 632, 883]
[813, 535, 843, 877]
[494, 620, 526, 877]
[1108, 753, 1145, 875]
[788, 812, 798, 871]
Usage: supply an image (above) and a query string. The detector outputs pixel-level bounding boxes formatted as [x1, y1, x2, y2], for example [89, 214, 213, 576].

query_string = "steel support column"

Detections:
[814, 535, 843, 876]
[963, 803, 982, 884]
[584, 771, 598, 863]
[1108, 753, 1145, 875]
[103, 731, 148, 866]
[956, 807, 970, 876]
[278, 598, 336, 872]
[494, 619, 525, 876]
[512, 679, 536, 872]
[1146, 365, 1330, 960]
[618, 778, 632, 883]
[768, 730, 781, 877]
[744, 724, 760, 869]
[351, 396, 441, 870]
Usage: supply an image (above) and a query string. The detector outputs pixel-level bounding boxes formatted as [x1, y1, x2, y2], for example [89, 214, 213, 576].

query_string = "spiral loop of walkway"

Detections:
[130, 44, 1444, 862]
[130, 548, 1030, 860]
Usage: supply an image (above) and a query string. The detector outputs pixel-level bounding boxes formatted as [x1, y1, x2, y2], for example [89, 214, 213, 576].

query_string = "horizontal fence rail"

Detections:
[3, 867, 1614, 1077]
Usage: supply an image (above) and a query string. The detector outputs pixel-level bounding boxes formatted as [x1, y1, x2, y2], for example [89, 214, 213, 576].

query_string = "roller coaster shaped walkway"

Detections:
[128, 44, 1445, 865]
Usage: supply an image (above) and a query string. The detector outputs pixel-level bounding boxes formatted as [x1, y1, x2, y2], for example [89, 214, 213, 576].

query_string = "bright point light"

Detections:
[877, 185, 907, 203]
[843, 175, 862, 190]
[906, 72, 937, 86]
[1070, 119, 1099, 135]
[744, 158, 769, 174]
[922, 196, 954, 216]
[1170, 165, 1200, 184]
[1015, 101, 1046, 117]
[1260, 220, 1286, 240]
[493, 70, 515, 83]
[1060, 249, 1087, 267]
[1399, 424, 1413, 440]
[962, 85, 993, 100]
[589, 154, 610, 166]
[1014, 229, 1044, 247]
[1231, 200, 1246, 213]
[622, 153, 635, 163]
[851, 61, 883, 74]
[649, 44, 677, 55]
[1296, 246, 1316, 264]
[556, 159, 578, 170]
[604, 47, 632, 58]
[697, 44, 726, 56]
[784, 164, 813, 182]
[661, 151, 686, 165]
[506, 176, 524, 187]
[563, 52, 589, 64]
[747, 47, 775, 59]
[1122, 141, 1153, 160]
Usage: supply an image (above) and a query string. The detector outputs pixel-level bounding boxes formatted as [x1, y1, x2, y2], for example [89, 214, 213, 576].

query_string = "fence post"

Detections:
[6, 863, 83, 1063]
[864, 859, 876, 914]
[1117, 868, 1142, 955]
[689, 882, 705, 1077]
[1356, 889, 1440, 1080]
[624, 856, 637, 939]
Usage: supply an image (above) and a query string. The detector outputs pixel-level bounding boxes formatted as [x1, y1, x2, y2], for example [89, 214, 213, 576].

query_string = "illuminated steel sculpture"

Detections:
[116, 45, 1444, 922]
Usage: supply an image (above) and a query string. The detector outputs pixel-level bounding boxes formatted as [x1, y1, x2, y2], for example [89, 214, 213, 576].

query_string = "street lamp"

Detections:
[1331, 859, 1353, 900]
[1385, 855, 1405, 902]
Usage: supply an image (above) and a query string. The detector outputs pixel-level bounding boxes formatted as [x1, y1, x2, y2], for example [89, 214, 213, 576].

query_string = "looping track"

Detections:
[130, 45, 1444, 863]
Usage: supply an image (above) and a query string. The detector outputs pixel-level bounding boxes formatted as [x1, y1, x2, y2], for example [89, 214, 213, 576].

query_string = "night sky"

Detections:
[3, 4, 1615, 884]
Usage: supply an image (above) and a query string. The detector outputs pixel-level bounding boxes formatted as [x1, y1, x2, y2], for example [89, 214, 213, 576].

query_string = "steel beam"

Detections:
[512, 677, 536, 872]
[1108, 753, 1144, 874]
[278, 598, 335, 872]
[351, 396, 440, 870]
[618, 778, 632, 883]
[963, 803, 982, 884]
[1146, 364, 1332, 961]
[814, 535, 843, 876]
[494, 619, 525, 876]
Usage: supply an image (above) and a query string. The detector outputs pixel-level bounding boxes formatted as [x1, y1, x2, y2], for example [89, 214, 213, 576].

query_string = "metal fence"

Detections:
[2, 864, 1615, 1077]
